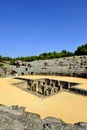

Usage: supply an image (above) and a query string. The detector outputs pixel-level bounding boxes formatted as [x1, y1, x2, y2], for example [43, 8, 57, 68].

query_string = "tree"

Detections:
[74, 43, 87, 55]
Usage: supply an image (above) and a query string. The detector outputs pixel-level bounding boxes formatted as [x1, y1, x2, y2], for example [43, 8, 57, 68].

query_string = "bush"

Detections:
[0, 64, 4, 67]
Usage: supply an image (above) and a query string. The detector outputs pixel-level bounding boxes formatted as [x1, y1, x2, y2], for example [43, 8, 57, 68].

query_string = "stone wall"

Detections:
[1, 56, 87, 78]
[13, 55, 87, 78]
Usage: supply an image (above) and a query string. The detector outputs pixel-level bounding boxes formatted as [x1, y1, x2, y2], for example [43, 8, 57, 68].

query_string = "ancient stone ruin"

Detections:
[27, 78, 78, 97]
[0, 104, 87, 130]
[0, 55, 87, 78]
[13, 77, 87, 98]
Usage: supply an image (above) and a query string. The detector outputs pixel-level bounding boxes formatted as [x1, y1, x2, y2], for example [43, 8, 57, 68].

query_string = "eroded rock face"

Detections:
[0, 105, 87, 130]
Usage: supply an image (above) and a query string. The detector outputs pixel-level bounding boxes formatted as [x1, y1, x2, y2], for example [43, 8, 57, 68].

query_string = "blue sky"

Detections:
[0, 0, 87, 57]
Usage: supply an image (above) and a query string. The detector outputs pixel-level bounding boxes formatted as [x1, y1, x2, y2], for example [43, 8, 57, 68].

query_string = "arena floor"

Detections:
[0, 75, 87, 123]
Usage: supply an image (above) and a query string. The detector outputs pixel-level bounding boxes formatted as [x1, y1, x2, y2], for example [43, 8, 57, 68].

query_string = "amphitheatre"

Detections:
[0, 55, 87, 129]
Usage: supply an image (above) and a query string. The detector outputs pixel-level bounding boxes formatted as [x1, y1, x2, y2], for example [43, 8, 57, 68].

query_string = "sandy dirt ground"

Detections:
[0, 75, 87, 124]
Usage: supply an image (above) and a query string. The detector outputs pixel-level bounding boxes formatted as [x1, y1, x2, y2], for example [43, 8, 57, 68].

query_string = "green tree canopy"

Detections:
[74, 43, 87, 55]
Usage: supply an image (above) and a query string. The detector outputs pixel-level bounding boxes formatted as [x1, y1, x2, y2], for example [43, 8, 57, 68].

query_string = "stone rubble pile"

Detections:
[0, 104, 87, 130]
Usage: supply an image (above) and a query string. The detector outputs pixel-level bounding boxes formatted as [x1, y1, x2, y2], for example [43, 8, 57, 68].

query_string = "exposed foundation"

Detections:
[14, 77, 83, 97]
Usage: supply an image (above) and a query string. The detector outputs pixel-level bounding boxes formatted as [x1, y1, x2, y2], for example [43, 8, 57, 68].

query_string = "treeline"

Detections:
[0, 55, 12, 61]
[14, 50, 73, 62]
[0, 43, 87, 63]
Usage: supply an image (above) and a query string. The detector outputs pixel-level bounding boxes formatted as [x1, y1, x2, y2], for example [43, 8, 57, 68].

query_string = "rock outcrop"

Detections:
[0, 104, 87, 130]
